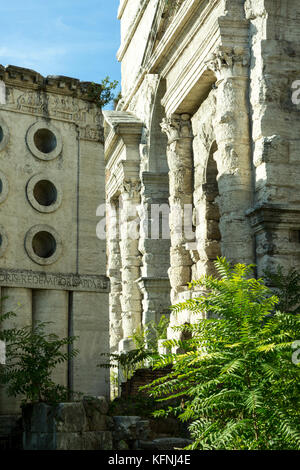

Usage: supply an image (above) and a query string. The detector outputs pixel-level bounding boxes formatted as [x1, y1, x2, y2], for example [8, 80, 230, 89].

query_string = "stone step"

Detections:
[137, 437, 192, 450]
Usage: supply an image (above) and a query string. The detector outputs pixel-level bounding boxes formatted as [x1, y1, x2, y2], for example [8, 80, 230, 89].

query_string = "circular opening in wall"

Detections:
[33, 128, 57, 154]
[32, 231, 57, 259]
[33, 180, 57, 207]
[0, 126, 3, 143]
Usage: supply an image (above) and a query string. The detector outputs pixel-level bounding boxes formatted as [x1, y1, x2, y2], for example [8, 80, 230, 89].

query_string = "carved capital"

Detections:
[206, 46, 250, 76]
[122, 180, 141, 198]
[160, 113, 193, 144]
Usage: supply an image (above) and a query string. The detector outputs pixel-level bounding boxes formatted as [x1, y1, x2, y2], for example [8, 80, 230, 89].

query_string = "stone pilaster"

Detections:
[119, 180, 142, 351]
[161, 113, 194, 304]
[207, 46, 254, 265]
[106, 201, 123, 353]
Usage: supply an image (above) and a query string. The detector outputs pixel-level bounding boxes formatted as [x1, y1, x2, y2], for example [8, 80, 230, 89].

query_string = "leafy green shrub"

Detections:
[142, 258, 300, 450]
[264, 265, 300, 315]
[108, 395, 161, 418]
[99, 315, 170, 381]
[0, 310, 78, 404]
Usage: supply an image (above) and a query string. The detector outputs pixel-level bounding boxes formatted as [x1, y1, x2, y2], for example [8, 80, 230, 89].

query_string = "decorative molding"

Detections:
[205, 46, 250, 75]
[0, 268, 109, 293]
[103, 111, 144, 160]
[25, 224, 63, 266]
[26, 173, 62, 214]
[26, 121, 63, 161]
[160, 113, 193, 144]
[117, 0, 151, 62]
[246, 205, 300, 233]
[122, 180, 141, 198]
[0, 64, 102, 101]
[118, 0, 129, 19]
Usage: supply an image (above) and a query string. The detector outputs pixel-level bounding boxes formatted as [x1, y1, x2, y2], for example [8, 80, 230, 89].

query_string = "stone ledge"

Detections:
[0, 65, 101, 101]
[0, 269, 110, 293]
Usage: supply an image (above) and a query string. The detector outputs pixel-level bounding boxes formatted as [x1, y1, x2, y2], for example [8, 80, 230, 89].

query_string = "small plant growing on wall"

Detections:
[87, 76, 119, 109]
[0, 309, 79, 404]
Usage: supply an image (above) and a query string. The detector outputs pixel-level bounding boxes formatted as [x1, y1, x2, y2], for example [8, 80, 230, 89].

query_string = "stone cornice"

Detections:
[117, 0, 150, 62]
[117, 0, 129, 19]
[0, 64, 99, 102]
[106, 160, 140, 201]
[121, 0, 220, 113]
[103, 110, 144, 160]
[141, 172, 169, 185]
[246, 205, 300, 233]
[137, 276, 170, 291]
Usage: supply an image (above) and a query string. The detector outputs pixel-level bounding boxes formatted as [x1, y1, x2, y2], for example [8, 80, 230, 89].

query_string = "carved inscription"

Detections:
[0, 269, 109, 293]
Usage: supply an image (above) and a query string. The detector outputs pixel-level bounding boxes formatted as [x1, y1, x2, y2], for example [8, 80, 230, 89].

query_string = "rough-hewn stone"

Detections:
[22, 399, 113, 450]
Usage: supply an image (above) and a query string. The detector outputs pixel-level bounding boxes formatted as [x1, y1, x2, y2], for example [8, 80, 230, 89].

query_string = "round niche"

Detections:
[26, 173, 62, 213]
[0, 227, 8, 258]
[0, 171, 9, 204]
[26, 122, 62, 161]
[25, 225, 62, 265]
[0, 119, 10, 152]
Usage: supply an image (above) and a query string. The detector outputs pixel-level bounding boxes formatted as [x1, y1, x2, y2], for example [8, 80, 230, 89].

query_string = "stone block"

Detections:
[113, 416, 146, 441]
[83, 396, 109, 431]
[55, 402, 87, 433]
[81, 431, 113, 450]
[56, 432, 82, 450]
[22, 403, 56, 434]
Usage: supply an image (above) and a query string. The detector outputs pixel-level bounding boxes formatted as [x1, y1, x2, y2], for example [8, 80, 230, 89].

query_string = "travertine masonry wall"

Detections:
[0, 66, 110, 413]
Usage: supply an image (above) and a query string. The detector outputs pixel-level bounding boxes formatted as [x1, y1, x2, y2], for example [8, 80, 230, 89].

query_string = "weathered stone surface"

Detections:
[55, 403, 87, 433]
[22, 401, 113, 450]
[22, 403, 56, 434]
[83, 396, 109, 431]
[105, 0, 300, 352]
[0, 67, 109, 415]
[113, 416, 150, 441]
[138, 437, 192, 450]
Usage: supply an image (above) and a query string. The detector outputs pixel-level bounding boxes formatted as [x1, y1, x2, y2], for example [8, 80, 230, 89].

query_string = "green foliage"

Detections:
[99, 347, 157, 382]
[141, 258, 300, 450]
[87, 76, 119, 108]
[108, 394, 161, 418]
[264, 265, 300, 314]
[98, 315, 170, 381]
[0, 311, 79, 404]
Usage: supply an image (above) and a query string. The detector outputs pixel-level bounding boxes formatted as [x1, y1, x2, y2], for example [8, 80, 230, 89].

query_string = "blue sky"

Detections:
[0, 0, 121, 88]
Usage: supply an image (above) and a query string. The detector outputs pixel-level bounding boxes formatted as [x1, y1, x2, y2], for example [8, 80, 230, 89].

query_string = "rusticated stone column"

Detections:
[207, 46, 254, 265]
[161, 114, 194, 304]
[119, 180, 142, 351]
[106, 200, 123, 354]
